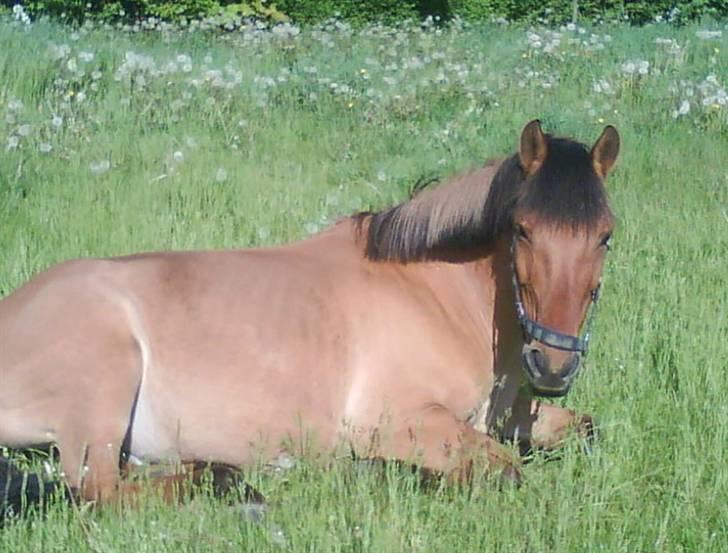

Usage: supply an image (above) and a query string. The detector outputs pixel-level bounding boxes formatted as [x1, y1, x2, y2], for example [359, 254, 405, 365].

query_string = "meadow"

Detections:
[0, 8, 727, 552]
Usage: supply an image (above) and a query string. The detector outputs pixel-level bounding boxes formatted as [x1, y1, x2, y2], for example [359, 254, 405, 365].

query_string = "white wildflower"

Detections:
[303, 222, 319, 235]
[51, 115, 63, 128]
[79, 51, 95, 62]
[8, 99, 24, 112]
[17, 124, 32, 137]
[215, 168, 228, 182]
[172, 150, 184, 162]
[672, 100, 691, 118]
[6, 135, 19, 150]
[696, 30, 722, 40]
[49, 43, 71, 60]
[89, 159, 111, 175]
[39, 142, 52, 153]
[12, 4, 31, 25]
[621, 60, 649, 76]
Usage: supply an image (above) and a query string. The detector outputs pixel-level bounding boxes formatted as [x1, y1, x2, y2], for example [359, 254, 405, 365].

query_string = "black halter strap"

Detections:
[510, 234, 601, 356]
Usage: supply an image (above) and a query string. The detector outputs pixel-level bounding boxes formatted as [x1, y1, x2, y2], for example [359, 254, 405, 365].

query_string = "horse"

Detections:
[0, 120, 619, 514]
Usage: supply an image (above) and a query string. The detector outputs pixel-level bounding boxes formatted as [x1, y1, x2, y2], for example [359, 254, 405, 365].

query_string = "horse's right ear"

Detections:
[591, 125, 620, 178]
[519, 119, 548, 176]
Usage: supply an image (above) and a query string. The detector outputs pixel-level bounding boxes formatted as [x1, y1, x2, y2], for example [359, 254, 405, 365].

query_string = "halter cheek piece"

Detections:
[510, 234, 601, 356]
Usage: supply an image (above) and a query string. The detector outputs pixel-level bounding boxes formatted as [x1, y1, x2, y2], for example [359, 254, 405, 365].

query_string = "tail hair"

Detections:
[1, 456, 66, 525]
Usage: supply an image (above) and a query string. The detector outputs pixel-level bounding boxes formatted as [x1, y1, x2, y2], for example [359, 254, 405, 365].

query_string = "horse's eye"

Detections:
[515, 224, 530, 242]
[600, 233, 612, 250]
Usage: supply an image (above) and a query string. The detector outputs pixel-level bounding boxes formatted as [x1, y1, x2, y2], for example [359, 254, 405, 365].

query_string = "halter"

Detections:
[510, 233, 601, 356]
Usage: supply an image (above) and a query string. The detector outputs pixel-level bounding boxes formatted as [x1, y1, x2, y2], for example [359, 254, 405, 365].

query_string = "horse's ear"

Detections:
[519, 119, 548, 176]
[591, 125, 620, 178]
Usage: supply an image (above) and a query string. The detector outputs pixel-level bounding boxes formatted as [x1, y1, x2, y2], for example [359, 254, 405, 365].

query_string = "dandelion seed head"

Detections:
[8, 99, 24, 112]
[89, 159, 111, 175]
[696, 30, 722, 40]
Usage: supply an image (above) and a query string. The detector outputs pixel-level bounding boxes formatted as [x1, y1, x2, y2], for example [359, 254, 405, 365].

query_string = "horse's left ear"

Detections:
[591, 125, 620, 179]
[519, 119, 548, 176]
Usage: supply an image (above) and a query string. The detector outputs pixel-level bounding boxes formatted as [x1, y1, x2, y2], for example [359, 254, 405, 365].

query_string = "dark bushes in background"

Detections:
[2, 0, 726, 25]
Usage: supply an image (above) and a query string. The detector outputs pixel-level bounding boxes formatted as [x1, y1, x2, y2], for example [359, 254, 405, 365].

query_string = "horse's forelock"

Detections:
[515, 137, 612, 230]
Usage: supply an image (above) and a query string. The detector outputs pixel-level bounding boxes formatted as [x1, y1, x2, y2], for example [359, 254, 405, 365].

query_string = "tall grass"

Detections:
[1, 14, 727, 552]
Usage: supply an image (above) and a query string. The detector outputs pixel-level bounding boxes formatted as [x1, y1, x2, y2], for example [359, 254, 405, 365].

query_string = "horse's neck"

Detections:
[482, 237, 522, 353]
[455, 239, 524, 431]
[409, 237, 521, 357]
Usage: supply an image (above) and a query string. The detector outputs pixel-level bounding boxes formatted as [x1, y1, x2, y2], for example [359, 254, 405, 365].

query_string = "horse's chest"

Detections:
[465, 365, 523, 434]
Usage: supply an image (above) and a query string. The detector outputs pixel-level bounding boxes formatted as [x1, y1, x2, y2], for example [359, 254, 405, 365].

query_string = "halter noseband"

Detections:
[510, 233, 601, 356]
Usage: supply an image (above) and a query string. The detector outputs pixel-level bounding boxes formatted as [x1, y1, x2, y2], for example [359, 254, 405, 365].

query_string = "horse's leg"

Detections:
[121, 461, 262, 505]
[501, 392, 594, 454]
[364, 406, 521, 484]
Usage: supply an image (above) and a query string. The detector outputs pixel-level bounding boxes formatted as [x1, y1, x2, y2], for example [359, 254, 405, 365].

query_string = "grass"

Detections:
[1, 13, 727, 553]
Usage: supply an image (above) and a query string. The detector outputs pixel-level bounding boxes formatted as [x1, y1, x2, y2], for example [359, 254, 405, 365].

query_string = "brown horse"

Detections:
[0, 120, 619, 512]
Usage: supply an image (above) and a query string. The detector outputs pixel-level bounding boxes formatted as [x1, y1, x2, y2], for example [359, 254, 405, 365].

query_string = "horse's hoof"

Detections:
[578, 415, 599, 455]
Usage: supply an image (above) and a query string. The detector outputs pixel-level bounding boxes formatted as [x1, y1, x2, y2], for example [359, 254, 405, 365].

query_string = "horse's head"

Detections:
[512, 120, 619, 397]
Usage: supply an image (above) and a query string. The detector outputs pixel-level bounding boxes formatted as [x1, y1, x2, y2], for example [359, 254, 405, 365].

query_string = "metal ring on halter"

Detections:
[510, 234, 601, 356]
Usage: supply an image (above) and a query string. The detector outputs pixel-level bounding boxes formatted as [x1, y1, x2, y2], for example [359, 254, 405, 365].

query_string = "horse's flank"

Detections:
[0, 209, 507, 461]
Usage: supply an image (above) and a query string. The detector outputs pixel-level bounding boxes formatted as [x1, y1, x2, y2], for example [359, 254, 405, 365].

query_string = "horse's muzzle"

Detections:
[521, 345, 581, 397]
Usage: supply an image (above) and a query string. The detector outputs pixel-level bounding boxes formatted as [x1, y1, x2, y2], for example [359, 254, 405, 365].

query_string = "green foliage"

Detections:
[1, 0, 725, 24]
[258, 0, 728, 24]
[274, 0, 421, 25]
[456, 0, 728, 25]
[1, 0, 286, 23]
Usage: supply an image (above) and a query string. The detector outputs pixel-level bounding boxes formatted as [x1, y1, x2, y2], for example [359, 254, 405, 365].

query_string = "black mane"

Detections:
[356, 134, 612, 262]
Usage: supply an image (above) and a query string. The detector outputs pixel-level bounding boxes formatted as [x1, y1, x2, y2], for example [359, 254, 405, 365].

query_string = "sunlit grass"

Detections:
[1, 13, 727, 553]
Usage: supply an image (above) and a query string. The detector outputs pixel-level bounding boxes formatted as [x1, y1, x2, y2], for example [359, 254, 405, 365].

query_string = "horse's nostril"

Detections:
[526, 347, 549, 375]
[557, 353, 581, 378]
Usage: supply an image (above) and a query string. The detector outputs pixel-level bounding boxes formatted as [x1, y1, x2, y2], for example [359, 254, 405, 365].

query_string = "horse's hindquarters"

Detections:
[0, 260, 145, 489]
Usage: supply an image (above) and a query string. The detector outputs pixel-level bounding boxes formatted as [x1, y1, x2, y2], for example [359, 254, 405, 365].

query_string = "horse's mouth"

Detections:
[526, 374, 572, 397]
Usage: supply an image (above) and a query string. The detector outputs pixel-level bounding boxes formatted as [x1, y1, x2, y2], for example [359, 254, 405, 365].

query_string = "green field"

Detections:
[1, 12, 727, 552]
